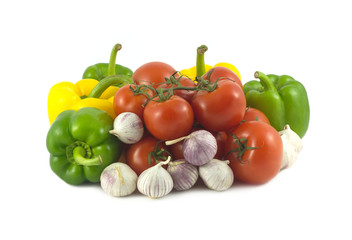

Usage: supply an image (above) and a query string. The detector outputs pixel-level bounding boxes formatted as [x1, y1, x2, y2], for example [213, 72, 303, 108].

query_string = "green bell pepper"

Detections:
[243, 71, 310, 138]
[82, 43, 133, 86]
[46, 107, 122, 185]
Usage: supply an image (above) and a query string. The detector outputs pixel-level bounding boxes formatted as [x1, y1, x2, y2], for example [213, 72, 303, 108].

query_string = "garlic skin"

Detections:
[199, 159, 234, 191]
[137, 157, 173, 198]
[183, 130, 217, 166]
[110, 112, 144, 144]
[279, 124, 303, 170]
[167, 160, 198, 191]
[100, 162, 138, 197]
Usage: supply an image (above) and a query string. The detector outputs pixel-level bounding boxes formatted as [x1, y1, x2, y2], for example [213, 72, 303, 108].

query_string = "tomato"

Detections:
[191, 80, 246, 132]
[213, 131, 228, 159]
[243, 107, 270, 124]
[157, 76, 196, 102]
[169, 140, 184, 160]
[224, 121, 283, 184]
[132, 61, 176, 85]
[202, 66, 242, 87]
[144, 95, 194, 140]
[126, 135, 169, 175]
[113, 84, 154, 121]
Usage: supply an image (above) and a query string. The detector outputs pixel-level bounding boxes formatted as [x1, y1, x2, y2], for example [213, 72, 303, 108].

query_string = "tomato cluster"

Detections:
[113, 61, 283, 184]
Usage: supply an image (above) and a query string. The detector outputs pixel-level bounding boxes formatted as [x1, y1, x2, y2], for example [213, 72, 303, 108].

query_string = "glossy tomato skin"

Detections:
[113, 84, 153, 121]
[157, 77, 196, 102]
[144, 95, 194, 140]
[191, 80, 246, 132]
[169, 140, 184, 160]
[126, 135, 168, 176]
[224, 121, 283, 184]
[243, 107, 270, 124]
[213, 131, 228, 159]
[202, 66, 242, 87]
[132, 61, 176, 85]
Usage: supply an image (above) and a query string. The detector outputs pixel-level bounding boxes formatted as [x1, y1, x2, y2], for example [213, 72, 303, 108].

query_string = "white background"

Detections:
[1, 0, 351, 239]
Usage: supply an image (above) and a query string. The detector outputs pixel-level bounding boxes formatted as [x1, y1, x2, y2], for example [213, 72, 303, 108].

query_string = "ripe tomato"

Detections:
[224, 121, 283, 184]
[191, 80, 246, 132]
[126, 135, 169, 175]
[144, 95, 194, 140]
[202, 66, 242, 87]
[213, 131, 228, 159]
[168, 140, 184, 160]
[113, 84, 154, 121]
[243, 107, 270, 124]
[157, 76, 196, 102]
[132, 61, 177, 85]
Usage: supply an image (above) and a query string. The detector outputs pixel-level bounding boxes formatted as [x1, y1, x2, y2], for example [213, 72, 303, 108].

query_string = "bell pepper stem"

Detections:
[196, 45, 208, 77]
[108, 43, 122, 76]
[88, 75, 133, 98]
[73, 146, 102, 166]
[254, 71, 277, 91]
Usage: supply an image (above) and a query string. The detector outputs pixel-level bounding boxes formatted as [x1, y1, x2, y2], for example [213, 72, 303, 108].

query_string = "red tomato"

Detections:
[191, 80, 246, 132]
[132, 61, 176, 85]
[113, 84, 154, 121]
[224, 121, 283, 184]
[169, 140, 184, 160]
[202, 66, 242, 87]
[126, 135, 169, 175]
[144, 95, 194, 140]
[213, 131, 228, 159]
[243, 107, 270, 124]
[157, 76, 196, 102]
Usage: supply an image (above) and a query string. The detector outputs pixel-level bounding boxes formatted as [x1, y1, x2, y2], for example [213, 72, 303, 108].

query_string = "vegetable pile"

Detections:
[46, 44, 309, 198]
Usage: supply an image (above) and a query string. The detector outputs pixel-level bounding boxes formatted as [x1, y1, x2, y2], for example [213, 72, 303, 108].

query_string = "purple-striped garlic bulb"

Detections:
[110, 112, 144, 144]
[167, 159, 198, 191]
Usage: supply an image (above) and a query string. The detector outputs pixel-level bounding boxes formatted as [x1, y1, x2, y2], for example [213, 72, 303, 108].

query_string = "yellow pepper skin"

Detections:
[180, 63, 241, 82]
[47, 79, 118, 124]
[179, 45, 242, 82]
[213, 62, 242, 81]
[180, 65, 212, 81]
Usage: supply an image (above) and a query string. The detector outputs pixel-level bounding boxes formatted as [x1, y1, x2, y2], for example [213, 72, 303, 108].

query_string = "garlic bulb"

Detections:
[137, 157, 173, 198]
[167, 159, 198, 191]
[279, 124, 303, 170]
[199, 159, 234, 191]
[166, 130, 217, 166]
[100, 162, 138, 197]
[110, 112, 144, 144]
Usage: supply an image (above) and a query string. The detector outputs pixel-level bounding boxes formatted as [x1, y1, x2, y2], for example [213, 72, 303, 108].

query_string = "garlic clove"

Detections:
[279, 124, 303, 170]
[110, 112, 144, 144]
[137, 157, 173, 198]
[100, 162, 138, 197]
[199, 159, 234, 191]
[167, 159, 198, 191]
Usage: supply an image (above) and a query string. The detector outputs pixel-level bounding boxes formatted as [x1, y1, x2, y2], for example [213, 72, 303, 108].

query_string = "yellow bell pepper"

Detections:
[47, 79, 118, 124]
[179, 45, 242, 82]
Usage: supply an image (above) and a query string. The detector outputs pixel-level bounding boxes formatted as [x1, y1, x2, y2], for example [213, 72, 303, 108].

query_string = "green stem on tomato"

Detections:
[196, 45, 208, 78]
[107, 43, 122, 76]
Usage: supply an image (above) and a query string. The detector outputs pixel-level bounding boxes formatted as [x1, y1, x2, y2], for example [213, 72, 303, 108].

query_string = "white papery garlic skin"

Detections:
[137, 157, 173, 198]
[100, 162, 138, 197]
[109, 112, 144, 144]
[199, 159, 234, 191]
[279, 124, 303, 170]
